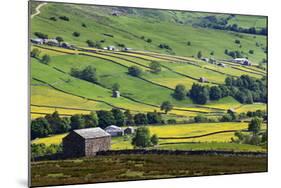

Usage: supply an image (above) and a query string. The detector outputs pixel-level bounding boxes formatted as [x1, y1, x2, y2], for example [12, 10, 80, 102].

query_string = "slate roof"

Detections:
[74, 127, 110, 139]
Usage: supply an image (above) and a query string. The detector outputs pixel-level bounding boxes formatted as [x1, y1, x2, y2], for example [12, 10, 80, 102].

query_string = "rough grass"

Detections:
[31, 154, 267, 187]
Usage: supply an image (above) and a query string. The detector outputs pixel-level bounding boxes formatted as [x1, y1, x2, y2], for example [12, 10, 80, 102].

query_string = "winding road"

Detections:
[31, 2, 47, 19]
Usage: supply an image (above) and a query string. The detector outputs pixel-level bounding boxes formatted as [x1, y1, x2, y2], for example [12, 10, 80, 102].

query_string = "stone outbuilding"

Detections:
[113, 90, 120, 98]
[123, 126, 135, 135]
[63, 127, 111, 158]
[199, 77, 208, 83]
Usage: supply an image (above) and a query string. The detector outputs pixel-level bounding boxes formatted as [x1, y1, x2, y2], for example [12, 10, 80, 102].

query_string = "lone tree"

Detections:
[173, 84, 186, 100]
[132, 127, 151, 148]
[31, 48, 41, 58]
[128, 66, 142, 77]
[197, 51, 202, 59]
[160, 101, 173, 114]
[112, 83, 120, 92]
[41, 54, 51, 64]
[56, 36, 64, 44]
[248, 117, 262, 134]
[149, 61, 161, 73]
[72, 32, 80, 37]
[150, 134, 159, 146]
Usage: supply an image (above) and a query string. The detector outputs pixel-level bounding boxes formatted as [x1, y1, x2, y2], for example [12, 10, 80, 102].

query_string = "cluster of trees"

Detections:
[159, 43, 172, 50]
[128, 66, 142, 77]
[194, 15, 267, 36]
[187, 75, 267, 104]
[34, 32, 48, 39]
[31, 109, 164, 139]
[193, 109, 267, 124]
[140, 36, 152, 43]
[70, 65, 98, 83]
[232, 117, 267, 146]
[131, 127, 158, 148]
[224, 49, 244, 59]
[31, 48, 51, 64]
[86, 40, 102, 48]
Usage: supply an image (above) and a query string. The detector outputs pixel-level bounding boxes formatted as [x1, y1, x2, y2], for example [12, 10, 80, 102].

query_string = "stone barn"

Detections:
[63, 127, 111, 158]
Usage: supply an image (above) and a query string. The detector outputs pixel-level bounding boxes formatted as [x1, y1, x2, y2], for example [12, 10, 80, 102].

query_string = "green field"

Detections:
[31, 3, 267, 64]
[32, 122, 266, 152]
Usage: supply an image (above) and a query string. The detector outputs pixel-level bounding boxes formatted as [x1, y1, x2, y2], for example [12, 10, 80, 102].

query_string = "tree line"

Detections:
[31, 109, 164, 140]
[172, 75, 267, 105]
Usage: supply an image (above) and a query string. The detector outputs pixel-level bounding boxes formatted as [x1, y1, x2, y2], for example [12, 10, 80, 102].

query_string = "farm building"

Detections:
[199, 77, 208, 83]
[60, 42, 71, 49]
[218, 63, 226, 67]
[232, 58, 251, 66]
[105, 125, 124, 137]
[113, 90, 120, 98]
[63, 127, 111, 158]
[107, 45, 116, 51]
[31, 38, 43, 45]
[124, 127, 135, 135]
[44, 39, 59, 46]
[201, 57, 209, 62]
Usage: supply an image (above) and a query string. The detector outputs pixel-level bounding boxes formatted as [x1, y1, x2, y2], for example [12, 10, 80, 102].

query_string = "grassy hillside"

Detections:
[31, 2, 267, 64]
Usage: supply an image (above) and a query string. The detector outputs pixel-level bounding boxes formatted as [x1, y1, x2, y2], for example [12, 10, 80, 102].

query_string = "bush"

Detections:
[73, 32, 80, 37]
[173, 84, 186, 100]
[149, 61, 161, 73]
[160, 101, 173, 114]
[197, 51, 202, 59]
[59, 16, 69, 21]
[147, 38, 152, 43]
[235, 39, 240, 44]
[132, 127, 151, 148]
[167, 119, 177, 124]
[31, 48, 41, 58]
[56, 36, 64, 43]
[248, 117, 262, 134]
[128, 66, 142, 77]
[151, 134, 159, 146]
[34, 32, 48, 39]
[41, 54, 51, 64]
[249, 50, 254, 54]
[187, 41, 191, 46]
[49, 17, 57, 21]
[194, 115, 209, 123]
[82, 23, 87, 27]
[159, 44, 171, 50]
[70, 65, 98, 83]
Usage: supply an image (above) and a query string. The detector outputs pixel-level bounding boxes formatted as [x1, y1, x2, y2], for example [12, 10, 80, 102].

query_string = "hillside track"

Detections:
[31, 2, 47, 19]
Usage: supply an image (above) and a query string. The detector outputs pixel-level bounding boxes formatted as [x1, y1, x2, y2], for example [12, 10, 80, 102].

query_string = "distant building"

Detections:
[201, 57, 209, 62]
[124, 127, 135, 135]
[63, 127, 111, 158]
[232, 58, 251, 66]
[113, 90, 120, 98]
[61, 42, 71, 49]
[105, 125, 124, 137]
[199, 77, 208, 83]
[107, 46, 115, 51]
[44, 39, 59, 46]
[124, 47, 132, 51]
[31, 38, 44, 45]
[218, 63, 226, 67]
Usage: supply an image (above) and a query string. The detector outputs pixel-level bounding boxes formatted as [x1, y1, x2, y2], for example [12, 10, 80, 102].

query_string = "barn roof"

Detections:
[74, 127, 110, 139]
